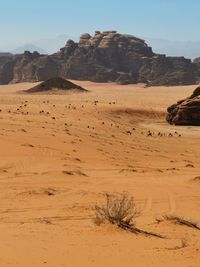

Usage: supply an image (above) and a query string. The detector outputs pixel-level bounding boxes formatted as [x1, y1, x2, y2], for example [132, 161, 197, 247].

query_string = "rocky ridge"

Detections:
[0, 31, 199, 86]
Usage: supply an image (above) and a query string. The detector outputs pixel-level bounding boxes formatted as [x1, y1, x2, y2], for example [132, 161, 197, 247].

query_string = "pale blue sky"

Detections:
[0, 0, 200, 48]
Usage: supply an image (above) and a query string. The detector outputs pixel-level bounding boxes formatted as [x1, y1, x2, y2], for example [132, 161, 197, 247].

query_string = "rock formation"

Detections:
[0, 31, 199, 86]
[0, 51, 60, 84]
[166, 86, 200, 125]
[193, 57, 200, 83]
[25, 77, 86, 93]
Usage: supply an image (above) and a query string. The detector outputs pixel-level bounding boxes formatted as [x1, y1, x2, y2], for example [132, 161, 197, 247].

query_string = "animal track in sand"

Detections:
[167, 193, 177, 214]
[19, 187, 56, 197]
[0, 164, 13, 174]
[143, 194, 153, 213]
[190, 176, 200, 183]
[21, 143, 34, 148]
[62, 170, 88, 177]
[185, 164, 195, 168]
[142, 193, 176, 214]
[19, 128, 27, 133]
[119, 168, 138, 173]
[37, 146, 60, 157]
[14, 171, 39, 177]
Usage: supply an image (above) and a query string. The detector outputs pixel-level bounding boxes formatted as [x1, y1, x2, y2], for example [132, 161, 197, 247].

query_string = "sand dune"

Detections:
[0, 81, 199, 266]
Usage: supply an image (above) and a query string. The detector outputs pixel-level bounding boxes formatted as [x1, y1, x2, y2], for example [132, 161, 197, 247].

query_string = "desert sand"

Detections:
[0, 81, 199, 266]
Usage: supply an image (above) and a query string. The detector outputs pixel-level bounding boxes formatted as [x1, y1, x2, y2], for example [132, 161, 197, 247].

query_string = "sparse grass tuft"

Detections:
[94, 192, 140, 226]
[95, 192, 165, 238]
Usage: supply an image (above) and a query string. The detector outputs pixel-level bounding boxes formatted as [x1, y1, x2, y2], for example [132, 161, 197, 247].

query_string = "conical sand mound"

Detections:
[25, 77, 87, 93]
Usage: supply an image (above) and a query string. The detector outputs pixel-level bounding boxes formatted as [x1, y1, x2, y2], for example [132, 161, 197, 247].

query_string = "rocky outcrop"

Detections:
[193, 57, 200, 83]
[57, 31, 154, 83]
[56, 31, 198, 86]
[25, 77, 86, 93]
[166, 86, 200, 125]
[0, 31, 199, 86]
[0, 51, 59, 84]
[0, 55, 16, 84]
[11, 51, 60, 83]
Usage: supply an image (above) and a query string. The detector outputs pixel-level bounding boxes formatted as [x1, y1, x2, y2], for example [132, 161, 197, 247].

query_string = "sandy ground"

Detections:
[0, 81, 199, 266]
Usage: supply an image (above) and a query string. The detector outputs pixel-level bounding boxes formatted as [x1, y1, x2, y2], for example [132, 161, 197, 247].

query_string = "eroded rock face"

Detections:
[57, 31, 155, 83]
[166, 86, 200, 125]
[0, 51, 59, 84]
[11, 52, 60, 83]
[0, 56, 16, 84]
[193, 57, 200, 83]
[0, 31, 199, 85]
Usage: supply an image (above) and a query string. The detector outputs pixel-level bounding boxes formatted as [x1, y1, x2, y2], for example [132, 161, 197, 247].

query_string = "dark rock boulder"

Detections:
[166, 86, 200, 125]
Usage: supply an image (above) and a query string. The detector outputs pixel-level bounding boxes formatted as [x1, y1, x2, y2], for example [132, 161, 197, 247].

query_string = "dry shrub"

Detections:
[95, 192, 164, 238]
[95, 192, 140, 226]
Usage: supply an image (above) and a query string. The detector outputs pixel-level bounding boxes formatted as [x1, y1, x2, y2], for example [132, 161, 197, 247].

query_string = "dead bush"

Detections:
[95, 192, 140, 226]
[95, 192, 164, 238]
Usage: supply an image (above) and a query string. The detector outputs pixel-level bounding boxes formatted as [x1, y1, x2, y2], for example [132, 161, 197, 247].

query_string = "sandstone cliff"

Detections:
[0, 31, 199, 86]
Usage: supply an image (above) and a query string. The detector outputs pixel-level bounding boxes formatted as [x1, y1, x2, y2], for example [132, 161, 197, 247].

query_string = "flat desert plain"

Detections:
[0, 81, 199, 267]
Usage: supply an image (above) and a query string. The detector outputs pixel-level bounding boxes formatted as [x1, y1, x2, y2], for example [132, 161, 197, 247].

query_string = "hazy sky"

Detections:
[0, 0, 200, 48]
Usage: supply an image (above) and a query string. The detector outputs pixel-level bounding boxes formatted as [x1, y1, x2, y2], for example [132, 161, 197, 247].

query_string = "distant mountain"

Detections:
[146, 38, 200, 59]
[12, 44, 47, 54]
[10, 35, 76, 55]
[4, 33, 200, 59]
[0, 52, 12, 57]
[1, 34, 200, 59]
[33, 34, 76, 54]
